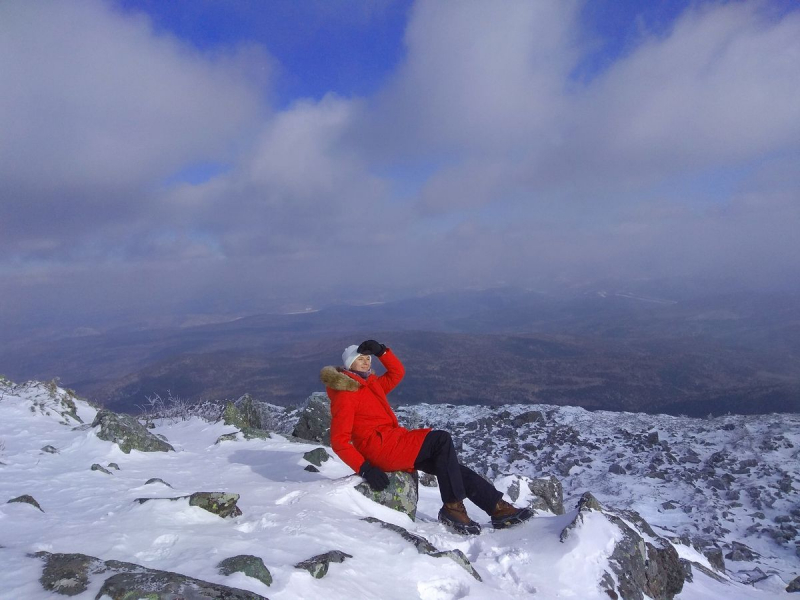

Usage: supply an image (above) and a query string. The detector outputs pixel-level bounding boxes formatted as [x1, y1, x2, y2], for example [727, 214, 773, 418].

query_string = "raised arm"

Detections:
[376, 348, 405, 394]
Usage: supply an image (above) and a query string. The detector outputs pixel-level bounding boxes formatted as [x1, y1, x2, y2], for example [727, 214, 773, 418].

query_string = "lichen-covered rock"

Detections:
[355, 470, 419, 520]
[134, 492, 242, 518]
[98, 569, 265, 599]
[223, 394, 263, 430]
[32, 551, 266, 599]
[303, 447, 330, 467]
[291, 392, 331, 444]
[91, 463, 112, 474]
[217, 554, 272, 587]
[561, 492, 684, 600]
[33, 551, 106, 596]
[528, 475, 565, 515]
[294, 550, 352, 579]
[91, 409, 174, 454]
[363, 517, 482, 581]
[189, 492, 242, 518]
[7, 494, 44, 511]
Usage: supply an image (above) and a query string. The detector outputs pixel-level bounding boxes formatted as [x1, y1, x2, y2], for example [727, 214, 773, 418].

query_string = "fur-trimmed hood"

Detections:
[320, 366, 371, 392]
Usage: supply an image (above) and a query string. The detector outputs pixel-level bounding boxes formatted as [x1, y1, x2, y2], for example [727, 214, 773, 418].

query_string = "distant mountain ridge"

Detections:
[2, 287, 798, 416]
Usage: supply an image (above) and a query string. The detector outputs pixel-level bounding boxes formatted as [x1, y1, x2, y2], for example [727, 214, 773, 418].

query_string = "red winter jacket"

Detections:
[320, 349, 431, 473]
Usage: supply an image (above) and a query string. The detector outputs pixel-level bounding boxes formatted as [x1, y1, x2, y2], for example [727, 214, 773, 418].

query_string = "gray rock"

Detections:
[145, 478, 172, 488]
[609, 463, 627, 475]
[41, 445, 59, 454]
[33, 551, 265, 599]
[512, 410, 544, 427]
[295, 550, 352, 579]
[91, 463, 112, 474]
[7, 494, 44, 512]
[355, 471, 419, 520]
[303, 447, 330, 467]
[217, 554, 272, 587]
[304, 464, 319, 472]
[107, 463, 120, 470]
[528, 476, 565, 515]
[725, 541, 759, 562]
[292, 392, 331, 444]
[362, 517, 481, 581]
[134, 492, 242, 518]
[646, 431, 659, 445]
[91, 410, 174, 454]
[787, 575, 800, 592]
[420, 472, 438, 487]
[215, 432, 239, 444]
[561, 492, 684, 600]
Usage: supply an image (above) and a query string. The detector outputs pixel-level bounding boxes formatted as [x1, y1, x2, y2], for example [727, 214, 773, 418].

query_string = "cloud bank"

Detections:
[1, 0, 799, 335]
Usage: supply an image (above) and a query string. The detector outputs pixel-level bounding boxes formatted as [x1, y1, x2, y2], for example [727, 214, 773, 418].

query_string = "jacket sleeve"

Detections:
[329, 391, 367, 473]
[376, 348, 405, 394]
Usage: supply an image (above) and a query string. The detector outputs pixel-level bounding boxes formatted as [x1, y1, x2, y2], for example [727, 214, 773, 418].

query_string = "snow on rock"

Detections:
[0, 377, 797, 598]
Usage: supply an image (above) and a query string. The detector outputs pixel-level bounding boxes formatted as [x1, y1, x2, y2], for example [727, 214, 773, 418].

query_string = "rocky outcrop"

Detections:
[291, 392, 331, 444]
[303, 447, 330, 467]
[724, 541, 759, 562]
[217, 554, 272, 587]
[787, 575, 800, 592]
[363, 517, 482, 581]
[33, 551, 266, 599]
[294, 550, 352, 579]
[91, 410, 174, 454]
[355, 471, 418, 520]
[7, 494, 43, 511]
[561, 492, 684, 600]
[134, 492, 242, 518]
[222, 398, 273, 441]
[145, 478, 172, 487]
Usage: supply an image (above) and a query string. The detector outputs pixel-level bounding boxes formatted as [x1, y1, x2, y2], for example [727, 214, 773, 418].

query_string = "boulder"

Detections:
[227, 393, 262, 429]
[787, 575, 800, 593]
[41, 445, 59, 454]
[363, 517, 482, 581]
[294, 550, 352, 579]
[91, 464, 112, 475]
[108, 463, 120, 470]
[528, 475, 565, 515]
[33, 551, 266, 599]
[91, 410, 174, 454]
[291, 392, 331, 444]
[217, 554, 272, 587]
[355, 471, 419, 520]
[724, 541, 759, 562]
[134, 492, 242, 518]
[561, 492, 684, 600]
[609, 463, 627, 475]
[303, 447, 330, 467]
[7, 494, 43, 512]
[420, 472, 438, 487]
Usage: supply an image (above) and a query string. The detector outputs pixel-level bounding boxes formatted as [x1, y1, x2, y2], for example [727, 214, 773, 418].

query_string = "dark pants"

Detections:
[414, 430, 503, 515]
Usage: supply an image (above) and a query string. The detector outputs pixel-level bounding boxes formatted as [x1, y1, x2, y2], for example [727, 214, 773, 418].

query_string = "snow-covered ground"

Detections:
[0, 379, 796, 598]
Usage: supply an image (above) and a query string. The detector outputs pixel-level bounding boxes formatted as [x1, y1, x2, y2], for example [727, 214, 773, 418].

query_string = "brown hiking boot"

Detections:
[438, 500, 482, 535]
[491, 499, 535, 529]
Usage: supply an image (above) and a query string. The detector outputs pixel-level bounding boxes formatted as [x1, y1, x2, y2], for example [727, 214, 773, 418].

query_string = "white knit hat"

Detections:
[342, 345, 362, 369]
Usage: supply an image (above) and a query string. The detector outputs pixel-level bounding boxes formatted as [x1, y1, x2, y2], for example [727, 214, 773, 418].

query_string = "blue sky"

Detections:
[1, 0, 799, 335]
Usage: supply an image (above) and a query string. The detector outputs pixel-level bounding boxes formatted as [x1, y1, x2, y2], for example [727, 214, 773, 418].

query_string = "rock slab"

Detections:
[355, 470, 419, 520]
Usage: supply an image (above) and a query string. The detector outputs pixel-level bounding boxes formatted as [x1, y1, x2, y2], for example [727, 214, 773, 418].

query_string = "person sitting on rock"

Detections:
[320, 339, 534, 535]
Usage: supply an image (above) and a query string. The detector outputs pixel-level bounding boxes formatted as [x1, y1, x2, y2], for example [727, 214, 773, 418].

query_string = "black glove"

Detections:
[357, 339, 386, 357]
[359, 461, 390, 491]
